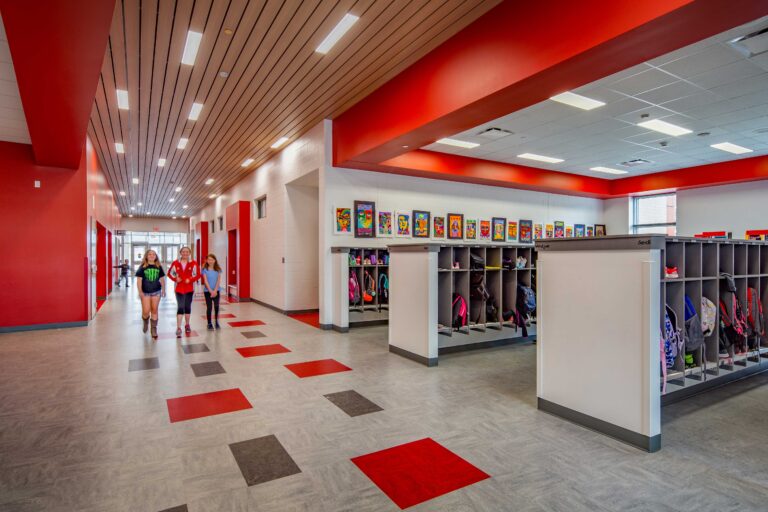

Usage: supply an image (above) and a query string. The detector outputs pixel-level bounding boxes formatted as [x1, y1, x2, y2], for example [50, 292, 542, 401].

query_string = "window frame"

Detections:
[631, 192, 677, 235]
[256, 196, 267, 219]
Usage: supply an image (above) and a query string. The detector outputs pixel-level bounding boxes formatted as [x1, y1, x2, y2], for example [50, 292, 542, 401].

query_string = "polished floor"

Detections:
[1, 285, 768, 511]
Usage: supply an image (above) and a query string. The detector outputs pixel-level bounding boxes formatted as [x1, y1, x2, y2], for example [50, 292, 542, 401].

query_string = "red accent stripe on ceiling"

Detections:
[0, 0, 115, 168]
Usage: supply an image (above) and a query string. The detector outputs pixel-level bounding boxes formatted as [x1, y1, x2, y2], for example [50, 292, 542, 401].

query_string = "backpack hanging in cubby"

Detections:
[470, 273, 490, 301]
[700, 297, 717, 337]
[486, 297, 499, 322]
[470, 253, 485, 270]
[719, 273, 749, 353]
[378, 272, 389, 302]
[363, 271, 376, 303]
[349, 270, 361, 305]
[452, 294, 468, 328]
[684, 295, 705, 354]
[663, 305, 684, 369]
[747, 287, 765, 341]
[516, 284, 536, 315]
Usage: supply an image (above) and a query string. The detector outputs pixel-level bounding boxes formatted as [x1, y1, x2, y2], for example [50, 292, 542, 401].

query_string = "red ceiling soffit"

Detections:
[0, 0, 115, 168]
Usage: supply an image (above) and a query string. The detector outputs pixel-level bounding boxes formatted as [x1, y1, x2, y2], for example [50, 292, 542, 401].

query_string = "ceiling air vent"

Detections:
[728, 25, 768, 57]
[619, 158, 653, 167]
[477, 127, 513, 139]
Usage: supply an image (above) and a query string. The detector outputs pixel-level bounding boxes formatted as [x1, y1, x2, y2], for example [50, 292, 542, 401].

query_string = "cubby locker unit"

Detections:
[536, 235, 768, 452]
[390, 243, 536, 367]
[329, 247, 390, 332]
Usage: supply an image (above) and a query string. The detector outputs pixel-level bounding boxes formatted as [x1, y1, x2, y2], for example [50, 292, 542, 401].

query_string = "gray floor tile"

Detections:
[128, 357, 159, 372]
[228, 435, 301, 486]
[324, 390, 383, 417]
[240, 330, 266, 339]
[180, 343, 210, 354]
[158, 505, 188, 512]
[190, 361, 226, 377]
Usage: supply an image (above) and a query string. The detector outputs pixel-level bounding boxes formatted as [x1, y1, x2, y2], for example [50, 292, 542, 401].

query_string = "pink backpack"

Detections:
[349, 271, 361, 305]
[452, 294, 467, 328]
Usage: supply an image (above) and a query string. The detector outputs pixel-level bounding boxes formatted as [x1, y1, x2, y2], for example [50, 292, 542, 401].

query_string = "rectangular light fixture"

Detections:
[711, 142, 753, 154]
[182, 204, 188, 208]
[169, 198, 175, 202]
[119, 190, 126, 196]
[241, 158, 255, 167]
[175, 186, 182, 192]
[517, 153, 564, 164]
[435, 138, 479, 149]
[637, 119, 692, 136]
[128, 214, 133, 218]
[177, 138, 188, 149]
[115, 142, 125, 154]
[205, 178, 214, 185]
[188, 102, 204, 120]
[550, 91, 605, 110]
[116, 89, 129, 110]
[270, 137, 289, 149]
[316, 13, 359, 54]
[209, 193, 217, 198]
[158, 158, 166, 167]
[181, 30, 203, 66]
[137, 202, 142, 206]
[130, 206, 135, 211]
[590, 166, 628, 175]
[132, 178, 139, 184]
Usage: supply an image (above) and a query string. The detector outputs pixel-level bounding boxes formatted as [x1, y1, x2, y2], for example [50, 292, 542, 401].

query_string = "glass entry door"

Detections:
[165, 245, 179, 266]
[132, 244, 147, 271]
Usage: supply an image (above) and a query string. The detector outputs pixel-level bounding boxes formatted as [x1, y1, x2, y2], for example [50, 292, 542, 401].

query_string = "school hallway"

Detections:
[1, 287, 767, 512]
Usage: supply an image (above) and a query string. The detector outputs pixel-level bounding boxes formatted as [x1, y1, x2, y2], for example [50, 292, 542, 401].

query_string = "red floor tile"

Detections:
[284, 359, 352, 378]
[236, 344, 291, 357]
[96, 299, 105, 311]
[200, 313, 236, 319]
[228, 320, 265, 327]
[288, 312, 321, 329]
[351, 438, 490, 509]
[156, 330, 199, 340]
[166, 388, 252, 423]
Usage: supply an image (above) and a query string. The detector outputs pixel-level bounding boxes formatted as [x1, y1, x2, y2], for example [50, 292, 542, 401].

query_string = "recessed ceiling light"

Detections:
[177, 138, 188, 149]
[209, 193, 216, 198]
[181, 30, 203, 66]
[172, 216, 177, 219]
[137, 202, 143, 206]
[188, 102, 204, 120]
[402, 145, 409, 149]
[182, 215, 187, 218]
[128, 214, 133, 218]
[223, 28, 233, 35]
[205, 178, 214, 185]
[517, 153, 564, 163]
[115, 142, 125, 153]
[119, 190, 126, 196]
[436, 138, 479, 149]
[116, 89, 129, 110]
[130, 206, 135, 211]
[590, 166, 628, 175]
[241, 158, 254, 166]
[219, 71, 229, 78]
[182, 204, 188, 209]
[171, 211, 176, 215]
[132, 178, 139, 184]
[175, 186, 182, 192]
[550, 91, 605, 110]
[710, 142, 753, 154]
[315, 13, 359, 54]
[146, 212, 151, 215]
[158, 158, 166, 167]
[637, 119, 692, 137]
[270, 137, 289, 149]
[169, 198, 175, 202]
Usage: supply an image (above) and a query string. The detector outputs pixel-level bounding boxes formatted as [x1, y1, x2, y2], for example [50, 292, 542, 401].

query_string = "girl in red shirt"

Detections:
[167, 246, 201, 337]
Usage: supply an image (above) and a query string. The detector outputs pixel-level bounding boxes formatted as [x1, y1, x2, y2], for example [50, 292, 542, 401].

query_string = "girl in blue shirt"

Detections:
[201, 254, 224, 329]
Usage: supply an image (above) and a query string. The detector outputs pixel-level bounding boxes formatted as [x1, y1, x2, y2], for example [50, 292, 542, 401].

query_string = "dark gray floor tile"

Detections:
[158, 506, 188, 512]
[240, 330, 266, 339]
[128, 357, 160, 372]
[181, 343, 210, 354]
[190, 361, 226, 377]
[324, 390, 383, 417]
[229, 435, 301, 486]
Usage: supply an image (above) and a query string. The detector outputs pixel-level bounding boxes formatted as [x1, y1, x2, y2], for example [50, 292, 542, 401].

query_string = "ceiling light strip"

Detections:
[316, 13, 359, 54]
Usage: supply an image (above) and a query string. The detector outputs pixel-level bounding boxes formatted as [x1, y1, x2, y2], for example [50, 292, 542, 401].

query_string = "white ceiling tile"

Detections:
[608, 68, 678, 96]
[658, 43, 742, 77]
[687, 59, 765, 89]
[659, 91, 721, 113]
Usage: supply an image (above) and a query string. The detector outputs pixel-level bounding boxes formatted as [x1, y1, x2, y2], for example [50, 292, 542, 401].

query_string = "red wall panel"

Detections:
[225, 201, 251, 300]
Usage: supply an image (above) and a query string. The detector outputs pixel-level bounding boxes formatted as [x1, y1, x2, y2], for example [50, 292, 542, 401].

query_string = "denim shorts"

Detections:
[144, 290, 162, 297]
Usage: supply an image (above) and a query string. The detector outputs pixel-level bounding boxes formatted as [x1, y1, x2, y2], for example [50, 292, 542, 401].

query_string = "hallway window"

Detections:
[632, 193, 676, 235]
[256, 196, 267, 219]
[218, 216, 224, 231]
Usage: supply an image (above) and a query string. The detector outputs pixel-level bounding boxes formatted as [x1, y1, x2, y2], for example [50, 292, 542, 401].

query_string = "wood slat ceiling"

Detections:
[88, 0, 501, 218]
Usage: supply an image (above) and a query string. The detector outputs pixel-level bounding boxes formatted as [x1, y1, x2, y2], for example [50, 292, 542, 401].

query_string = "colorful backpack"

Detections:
[700, 297, 717, 337]
[719, 273, 749, 352]
[516, 284, 536, 315]
[452, 293, 468, 328]
[684, 295, 705, 354]
[349, 270, 361, 305]
[663, 305, 684, 369]
[378, 272, 389, 301]
[747, 287, 765, 338]
[363, 271, 376, 303]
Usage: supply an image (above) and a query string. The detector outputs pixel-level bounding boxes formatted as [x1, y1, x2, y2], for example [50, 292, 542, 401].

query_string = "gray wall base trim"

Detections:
[250, 299, 321, 317]
[438, 335, 536, 355]
[661, 363, 768, 406]
[389, 345, 438, 367]
[538, 397, 661, 453]
[250, 298, 284, 314]
[349, 319, 389, 328]
[332, 325, 349, 333]
[285, 308, 319, 315]
[0, 321, 88, 333]
[319, 323, 333, 331]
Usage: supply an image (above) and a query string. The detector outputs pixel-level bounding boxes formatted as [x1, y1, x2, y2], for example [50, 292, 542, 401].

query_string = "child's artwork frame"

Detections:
[595, 224, 607, 237]
[395, 211, 411, 238]
[479, 220, 491, 241]
[519, 219, 533, 243]
[507, 220, 518, 242]
[492, 217, 506, 242]
[554, 221, 565, 238]
[333, 206, 352, 235]
[413, 210, 431, 238]
[545, 224, 554, 238]
[574, 224, 585, 238]
[447, 213, 464, 240]
[565, 226, 573, 238]
[465, 218, 477, 240]
[534, 224, 543, 239]
[587, 226, 595, 237]
[377, 211, 393, 238]
[353, 200, 376, 238]
[432, 215, 446, 240]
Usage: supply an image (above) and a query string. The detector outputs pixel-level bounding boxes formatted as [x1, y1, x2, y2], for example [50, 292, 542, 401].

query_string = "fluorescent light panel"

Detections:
[550, 91, 605, 110]
[637, 119, 692, 136]
[182, 204, 188, 208]
[137, 202, 142, 206]
[175, 186, 182, 192]
[188, 102, 203, 120]
[436, 138, 479, 149]
[517, 153, 564, 163]
[316, 13, 359, 54]
[116, 89, 129, 109]
[132, 178, 139, 184]
[205, 178, 214, 185]
[270, 137, 289, 149]
[177, 138, 188, 149]
[115, 142, 125, 153]
[130, 206, 135, 211]
[158, 158, 166, 167]
[241, 158, 254, 167]
[181, 31, 202, 66]
[119, 191, 126, 196]
[590, 166, 628, 175]
[209, 193, 216, 198]
[169, 198, 175, 202]
[711, 142, 753, 154]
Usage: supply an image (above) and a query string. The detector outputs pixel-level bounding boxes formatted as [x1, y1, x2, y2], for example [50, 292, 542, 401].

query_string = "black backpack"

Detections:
[470, 253, 485, 270]
[470, 273, 490, 301]
[486, 298, 499, 322]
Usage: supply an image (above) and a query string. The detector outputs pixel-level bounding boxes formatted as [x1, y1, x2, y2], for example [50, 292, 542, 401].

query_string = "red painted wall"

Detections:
[194, 221, 209, 260]
[96, 223, 107, 300]
[225, 201, 251, 300]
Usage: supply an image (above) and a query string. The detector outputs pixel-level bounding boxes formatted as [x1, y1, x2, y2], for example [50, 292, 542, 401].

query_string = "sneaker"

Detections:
[665, 266, 679, 278]
[215, 321, 221, 329]
[185, 324, 192, 334]
[207, 323, 214, 331]
[176, 328, 182, 338]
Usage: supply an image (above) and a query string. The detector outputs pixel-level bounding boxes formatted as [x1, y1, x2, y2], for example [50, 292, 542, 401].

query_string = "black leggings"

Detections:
[204, 291, 220, 323]
[176, 292, 194, 315]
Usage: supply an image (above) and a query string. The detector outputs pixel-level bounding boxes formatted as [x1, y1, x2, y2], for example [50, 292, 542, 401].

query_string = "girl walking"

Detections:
[167, 246, 201, 338]
[135, 249, 165, 339]
[201, 254, 223, 330]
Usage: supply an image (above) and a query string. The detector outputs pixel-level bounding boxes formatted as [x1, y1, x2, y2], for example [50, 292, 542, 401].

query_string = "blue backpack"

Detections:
[378, 273, 389, 301]
[516, 284, 536, 315]
[663, 305, 684, 368]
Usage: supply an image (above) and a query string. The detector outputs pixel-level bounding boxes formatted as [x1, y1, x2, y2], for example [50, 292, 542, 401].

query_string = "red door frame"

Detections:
[96, 222, 107, 301]
[107, 230, 113, 292]
[194, 221, 209, 261]
[225, 201, 251, 301]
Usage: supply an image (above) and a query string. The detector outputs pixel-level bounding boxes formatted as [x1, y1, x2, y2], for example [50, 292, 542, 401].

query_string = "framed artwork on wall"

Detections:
[465, 218, 477, 240]
[432, 215, 446, 239]
[587, 226, 595, 237]
[545, 224, 554, 238]
[507, 221, 518, 242]
[395, 211, 411, 237]
[479, 220, 491, 241]
[378, 211, 393, 237]
[492, 217, 506, 242]
[574, 224, 585, 238]
[595, 224, 607, 237]
[447, 213, 464, 240]
[353, 200, 376, 238]
[519, 219, 533, 243]
[554, 221, 565, 238]
[413, 210, 431, 238]
[565, 226, 573, 238]
[333, 206, 352, 235]
[534, 224, 543, 239]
